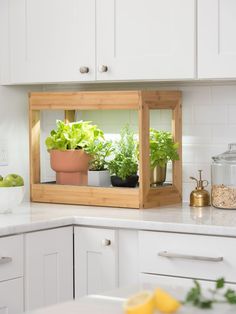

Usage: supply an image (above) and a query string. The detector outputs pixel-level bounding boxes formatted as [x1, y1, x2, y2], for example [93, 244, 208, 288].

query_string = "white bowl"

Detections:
[0, 186, 24, 214]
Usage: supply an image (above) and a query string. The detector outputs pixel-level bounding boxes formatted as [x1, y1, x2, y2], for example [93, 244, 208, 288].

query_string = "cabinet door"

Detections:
[74, 227, 118, 298]
[198, 0, 236, 78]
[0, 278, 24, 314]
[96, 0, 195, 81]
[8, 0, 95, 83]
[25, 227, 73, 311]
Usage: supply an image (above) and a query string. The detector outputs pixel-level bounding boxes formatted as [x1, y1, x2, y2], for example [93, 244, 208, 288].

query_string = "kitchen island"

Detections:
[25, 284, 236, 314]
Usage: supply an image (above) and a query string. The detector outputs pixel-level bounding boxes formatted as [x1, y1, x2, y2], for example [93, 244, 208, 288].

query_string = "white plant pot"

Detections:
[88, 170, 111, 187]
[0, 186, 24, 214]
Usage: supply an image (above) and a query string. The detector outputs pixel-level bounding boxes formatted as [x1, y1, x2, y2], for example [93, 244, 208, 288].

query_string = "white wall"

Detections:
[0, 85, 41, 200]
[1, 83, 236, 203]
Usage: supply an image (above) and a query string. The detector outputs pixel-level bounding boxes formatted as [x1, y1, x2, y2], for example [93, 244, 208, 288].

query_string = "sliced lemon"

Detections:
[154, 288, 181, 314]
[123, 290, 155, 314]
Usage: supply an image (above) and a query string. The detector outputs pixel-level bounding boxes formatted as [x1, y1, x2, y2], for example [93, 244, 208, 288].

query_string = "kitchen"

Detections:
[1, 0, 236, 313]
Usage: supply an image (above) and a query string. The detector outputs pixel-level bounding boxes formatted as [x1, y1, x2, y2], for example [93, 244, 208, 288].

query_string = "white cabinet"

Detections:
[0, 278, 24, 314]
[198, 0, 236, 79]
[74, 227, 118, 298]
[96, 0, 195, 81]
[0, 235, 24, 314]
[24, 227, 73, 311]
[5, 0, 95, 84]
[139, 231, 236, 283]
[0, 0, 195, 84]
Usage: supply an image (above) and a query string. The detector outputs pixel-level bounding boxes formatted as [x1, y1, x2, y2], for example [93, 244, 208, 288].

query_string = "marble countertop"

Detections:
[0, 202, 236, 237]
[25, 284, 236, 314]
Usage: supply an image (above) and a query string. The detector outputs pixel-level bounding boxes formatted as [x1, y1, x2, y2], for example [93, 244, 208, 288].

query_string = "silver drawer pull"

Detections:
[0, 257, 12, 265]
[158, 251, 223, 262]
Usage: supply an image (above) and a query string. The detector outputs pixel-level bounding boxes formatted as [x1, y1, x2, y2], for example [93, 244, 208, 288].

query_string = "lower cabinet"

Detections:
[139, 230, 236, 283]
[0, 278, 23, 314]
[74, 226, 118, 298]
[24, 227, 73, 311]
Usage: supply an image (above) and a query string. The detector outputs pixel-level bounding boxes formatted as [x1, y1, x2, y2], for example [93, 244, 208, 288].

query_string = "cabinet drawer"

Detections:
[0, 278, 24, 314]
[139, 231, 236, 282]
[0, 235, 23, 281]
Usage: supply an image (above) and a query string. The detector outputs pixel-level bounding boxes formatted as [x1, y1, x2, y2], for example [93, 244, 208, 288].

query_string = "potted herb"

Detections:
[108, 125, 138, 188]
[86, 140, 113, 187]
[150, 129, 179, 186]
[45, 120, 104, 185]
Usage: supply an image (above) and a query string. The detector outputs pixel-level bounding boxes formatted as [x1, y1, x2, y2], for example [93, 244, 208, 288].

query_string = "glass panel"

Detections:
[149, 109, 176, 188]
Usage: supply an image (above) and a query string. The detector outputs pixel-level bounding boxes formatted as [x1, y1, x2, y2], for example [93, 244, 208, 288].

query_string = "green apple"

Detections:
[0, 179, 12, 187]
[4, 174, 24, 187]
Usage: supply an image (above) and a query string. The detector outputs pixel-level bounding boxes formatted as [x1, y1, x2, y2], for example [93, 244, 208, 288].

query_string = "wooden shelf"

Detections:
[29, 90, 182, 209]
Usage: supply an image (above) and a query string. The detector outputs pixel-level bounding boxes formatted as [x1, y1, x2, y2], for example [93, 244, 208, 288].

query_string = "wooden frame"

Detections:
[29, 90, 182, 209]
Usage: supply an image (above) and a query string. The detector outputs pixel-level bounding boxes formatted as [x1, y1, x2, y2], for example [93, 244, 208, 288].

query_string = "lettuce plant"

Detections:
[45, 120, 104, 152]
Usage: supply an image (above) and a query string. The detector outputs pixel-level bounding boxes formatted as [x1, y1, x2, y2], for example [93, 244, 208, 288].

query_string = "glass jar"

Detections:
[211, 143, 236, 209]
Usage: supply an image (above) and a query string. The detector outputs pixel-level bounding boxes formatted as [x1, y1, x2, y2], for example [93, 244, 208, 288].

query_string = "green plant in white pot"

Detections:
[150, 129, 179, 186]
[45, 120, 104, 186]
[108, 125, 138, 188]
[86, 140, 113, 187]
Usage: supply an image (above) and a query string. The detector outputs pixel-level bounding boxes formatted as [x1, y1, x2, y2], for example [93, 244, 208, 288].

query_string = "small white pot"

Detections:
[88, 170, 111, 187]
[0, 186, 24, 214]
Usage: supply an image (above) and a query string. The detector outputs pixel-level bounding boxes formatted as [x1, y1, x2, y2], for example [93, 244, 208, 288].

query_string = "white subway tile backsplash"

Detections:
[193, 103, 228, 125]
[183, 125, 211, 144]
[228, 104, 236, 124]
[211, 125, 236, 144]
[211, 85, 236, 105]
[181, 86, 212, 106]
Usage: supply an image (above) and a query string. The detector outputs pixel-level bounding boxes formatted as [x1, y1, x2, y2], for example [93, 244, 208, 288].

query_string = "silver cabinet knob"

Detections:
[79, 66, 89, 74]
[102, 239, 111, 246]
[99, 65, 108, 73]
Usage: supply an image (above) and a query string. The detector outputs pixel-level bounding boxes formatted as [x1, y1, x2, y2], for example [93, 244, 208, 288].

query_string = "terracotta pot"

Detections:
[50, 150, 90, 185]
[111, 175, 139, 188]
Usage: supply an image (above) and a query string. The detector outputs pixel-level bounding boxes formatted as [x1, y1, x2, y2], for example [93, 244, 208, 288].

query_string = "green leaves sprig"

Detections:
[150, 129, 179, 169]
[108, 125, 138, 180]
[185, 278, 236, 309]
[45, 120, 104, 152]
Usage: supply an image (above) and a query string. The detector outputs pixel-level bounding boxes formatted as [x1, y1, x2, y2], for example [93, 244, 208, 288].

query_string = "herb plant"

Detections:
[185, 277, 236, 309]
[150, 129, 179, 169]
[86, 140, 113, 171]
[108, 125, 138, 180]
[45, 120, 104, 152]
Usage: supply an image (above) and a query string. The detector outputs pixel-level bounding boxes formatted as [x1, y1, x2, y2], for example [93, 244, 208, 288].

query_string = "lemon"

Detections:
[124, 291, 155, 314]
[154, 288, 181, 314]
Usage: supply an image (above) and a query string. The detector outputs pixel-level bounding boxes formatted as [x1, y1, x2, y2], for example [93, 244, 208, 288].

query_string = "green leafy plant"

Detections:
[45, 120, 104, 152]
[108, 125, 138, 180]
[185, 277, 236, 309]
[150, 129, 179, 169]
[86, 140, 113, 171]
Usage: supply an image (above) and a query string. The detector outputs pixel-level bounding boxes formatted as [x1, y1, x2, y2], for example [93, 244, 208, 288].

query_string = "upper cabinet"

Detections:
[96, 0, 196, 81]
[0, 0, 195, 84]
[198, 0, 236, 79]
[2, 0, 96, 84]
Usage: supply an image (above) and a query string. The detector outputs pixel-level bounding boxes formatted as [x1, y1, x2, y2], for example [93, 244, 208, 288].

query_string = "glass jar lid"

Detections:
[212, 143, 236, 164]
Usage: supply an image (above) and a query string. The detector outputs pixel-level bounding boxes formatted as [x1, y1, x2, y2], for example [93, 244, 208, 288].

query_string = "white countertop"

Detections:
[25, 284, 236, 314]
[1, 202, 236, 237]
